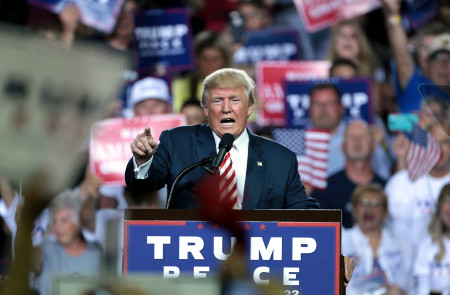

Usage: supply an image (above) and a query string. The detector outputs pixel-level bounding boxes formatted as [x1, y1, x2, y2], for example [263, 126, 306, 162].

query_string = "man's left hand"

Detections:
[343, 255, 355, 287]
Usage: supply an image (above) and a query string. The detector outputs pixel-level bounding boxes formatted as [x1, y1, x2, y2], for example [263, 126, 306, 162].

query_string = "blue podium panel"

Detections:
[124, 219, 340, 295]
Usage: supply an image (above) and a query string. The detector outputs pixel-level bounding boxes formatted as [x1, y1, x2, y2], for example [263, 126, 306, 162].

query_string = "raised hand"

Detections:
[130, 127, 158, 167]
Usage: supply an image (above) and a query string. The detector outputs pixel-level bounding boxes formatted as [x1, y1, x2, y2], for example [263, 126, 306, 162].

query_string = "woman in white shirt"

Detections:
[343, 184, 413, 295]
[414, 183, 450, 295]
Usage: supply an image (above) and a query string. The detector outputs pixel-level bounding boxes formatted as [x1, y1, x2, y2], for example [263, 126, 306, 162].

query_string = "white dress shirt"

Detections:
[212, 130, 249, 209]
[133, 130, 250, 209]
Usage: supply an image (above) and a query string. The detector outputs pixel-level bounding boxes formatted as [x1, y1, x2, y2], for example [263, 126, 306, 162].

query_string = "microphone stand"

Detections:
[165, 157, 217, 209]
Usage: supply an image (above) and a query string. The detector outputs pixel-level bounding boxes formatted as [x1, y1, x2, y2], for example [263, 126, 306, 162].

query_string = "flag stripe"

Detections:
[273, 128, 331, 189]
[406, 125, 442, 182]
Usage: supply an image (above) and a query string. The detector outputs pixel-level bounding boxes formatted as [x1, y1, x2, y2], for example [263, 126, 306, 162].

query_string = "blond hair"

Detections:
[327, 20, 377, 77]
[201, 68, 256, 107]
[428, 183, 450, 262]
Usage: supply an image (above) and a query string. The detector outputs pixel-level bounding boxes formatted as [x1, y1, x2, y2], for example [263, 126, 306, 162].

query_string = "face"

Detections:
[52, 208, 80, 247]
[431, 125, 450, 170]
[335, 25, 360, 61]
[428, 52, 450, 85]
[133, 99, 171, 116]
[309, 88, 344, 131]
[441, 4, 450, 26]
[420, 101, 445, 130]
[197, 48, 226, 78]
[181, 105, 207, 125]
[417, 35, 436, 74]
[115, 0, 137, 37]
[330, 64, 357, 78]
[440, 194, 450, 233]
[353, 192, 386, 233]
[203, 87, 253, 139]
[343, 122, 374, 161]
[238, 4, 270, 31]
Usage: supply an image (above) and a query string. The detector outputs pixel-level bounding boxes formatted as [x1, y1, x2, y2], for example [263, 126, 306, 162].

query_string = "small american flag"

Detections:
[406, 124, 442, 182]
[273, 128, 331, 189]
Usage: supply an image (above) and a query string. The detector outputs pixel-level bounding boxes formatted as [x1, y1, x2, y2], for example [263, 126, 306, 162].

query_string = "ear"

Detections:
[247, 103, 254, 117]
[203, 105, 209, 117]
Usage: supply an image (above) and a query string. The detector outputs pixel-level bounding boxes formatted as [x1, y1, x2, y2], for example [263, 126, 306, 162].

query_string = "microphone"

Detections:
[211, 133, 234, 174]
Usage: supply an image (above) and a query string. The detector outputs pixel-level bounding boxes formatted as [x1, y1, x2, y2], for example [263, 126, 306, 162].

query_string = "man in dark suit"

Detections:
[125, 68, 319, 210]
[125, 68, 354, 284]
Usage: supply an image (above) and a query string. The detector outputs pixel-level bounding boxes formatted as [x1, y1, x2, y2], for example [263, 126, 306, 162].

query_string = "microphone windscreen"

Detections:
[219, 133, 234, 150]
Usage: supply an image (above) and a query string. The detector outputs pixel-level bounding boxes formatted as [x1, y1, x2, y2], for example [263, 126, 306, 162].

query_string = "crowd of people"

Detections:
[0, 0, 450, 294]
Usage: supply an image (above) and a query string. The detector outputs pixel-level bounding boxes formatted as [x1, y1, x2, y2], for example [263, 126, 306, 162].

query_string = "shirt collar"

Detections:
[212, 129, 249, 152]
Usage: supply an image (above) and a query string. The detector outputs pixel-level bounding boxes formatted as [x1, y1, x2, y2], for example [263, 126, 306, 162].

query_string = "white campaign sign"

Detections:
[0, 26, 126, 197]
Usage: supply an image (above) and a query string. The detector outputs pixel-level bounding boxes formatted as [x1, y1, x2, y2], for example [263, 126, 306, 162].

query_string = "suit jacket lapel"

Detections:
[196, 124, 217, 162]
[243, 132, 265, 209]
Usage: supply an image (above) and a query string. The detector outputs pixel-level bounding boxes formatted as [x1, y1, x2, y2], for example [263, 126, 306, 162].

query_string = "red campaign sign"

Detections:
[90, 114, 186, 185]
[256, 61, 330, 126]
[294, 0, 381, 32]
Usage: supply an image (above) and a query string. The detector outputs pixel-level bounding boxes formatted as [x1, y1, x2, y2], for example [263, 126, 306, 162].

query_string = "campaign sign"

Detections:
[233, 28, 301, 65]
[284, 77, 374, 129]
[90, 114, 186, 185]
[293, 0, 381, 32]
[346, 271, 388, 295]
[0, 25, 126, 197]
[134, 8, 194, 73]
[256, 61, 330, 126]
[28, 0, 125, 33]
[124, 219, 341, 294]
[402, 0, 439, 32]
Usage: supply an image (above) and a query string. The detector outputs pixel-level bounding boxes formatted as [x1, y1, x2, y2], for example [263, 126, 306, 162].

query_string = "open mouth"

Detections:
[363, 213, 375, 222]
[221, 118, 235, 126]
[343, 44, 353, 50]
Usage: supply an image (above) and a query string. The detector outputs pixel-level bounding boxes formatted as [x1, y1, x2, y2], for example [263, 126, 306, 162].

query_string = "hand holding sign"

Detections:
[131, 127, 158, 166]
[59, 3, 81, 34]
[28, 0, 125, 33]
[59, 3, 81, 47]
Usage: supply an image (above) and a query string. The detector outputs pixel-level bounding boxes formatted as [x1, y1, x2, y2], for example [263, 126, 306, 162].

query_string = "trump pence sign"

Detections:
[123, 210, 342, 295]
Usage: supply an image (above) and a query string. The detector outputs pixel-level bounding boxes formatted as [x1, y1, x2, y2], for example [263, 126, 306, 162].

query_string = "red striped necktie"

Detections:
[219, 151, 238, 209]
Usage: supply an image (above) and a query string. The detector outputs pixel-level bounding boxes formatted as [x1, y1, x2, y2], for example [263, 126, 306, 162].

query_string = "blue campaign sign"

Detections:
[124, 220, 340, 294]
[402, 0, 438, 31]
[134, 8, 194, 73]
[284, 77, 374, 129]
[28, 0, 125, 33]
[233, 28, 301, 65]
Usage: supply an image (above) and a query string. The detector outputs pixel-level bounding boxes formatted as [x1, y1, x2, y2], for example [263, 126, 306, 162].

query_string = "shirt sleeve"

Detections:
[133, 156, 153, 179]
[0, 192, 19, 235]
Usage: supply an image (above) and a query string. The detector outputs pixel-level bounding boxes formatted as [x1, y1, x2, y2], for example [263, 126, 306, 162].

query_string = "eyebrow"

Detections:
[211, 94, 241, 99]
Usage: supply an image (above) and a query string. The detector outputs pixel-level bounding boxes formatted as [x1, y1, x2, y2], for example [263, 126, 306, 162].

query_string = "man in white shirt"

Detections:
[386, 123, 450, 254]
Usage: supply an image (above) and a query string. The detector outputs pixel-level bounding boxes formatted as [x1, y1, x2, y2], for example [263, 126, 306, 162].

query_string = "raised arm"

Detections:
[59, 3, 81, 48]
[381, 0, 415, 90]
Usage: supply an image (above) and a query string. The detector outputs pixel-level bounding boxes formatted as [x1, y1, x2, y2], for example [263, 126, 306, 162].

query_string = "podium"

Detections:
[123, 209, 343, 295]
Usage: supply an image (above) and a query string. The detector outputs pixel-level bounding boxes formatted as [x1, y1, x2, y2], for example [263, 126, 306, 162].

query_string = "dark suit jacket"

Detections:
[125, 124, 319, 209]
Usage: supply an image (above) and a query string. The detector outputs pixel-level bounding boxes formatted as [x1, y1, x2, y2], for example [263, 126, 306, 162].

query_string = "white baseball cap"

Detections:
[129, 77, 171, 108]
[427, 33, 450, 60]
